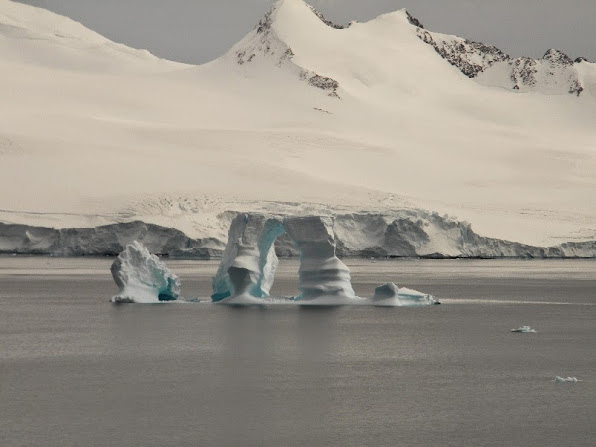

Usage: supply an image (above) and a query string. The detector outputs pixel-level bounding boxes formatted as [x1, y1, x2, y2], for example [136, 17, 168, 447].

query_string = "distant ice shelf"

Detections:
[2, 210, 594, 259]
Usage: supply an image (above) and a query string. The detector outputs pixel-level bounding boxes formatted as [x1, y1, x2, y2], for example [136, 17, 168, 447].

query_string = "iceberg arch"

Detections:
[212, 214, 438, 306]
[212, 214, 358, 304]
[211, 214, 285, 303]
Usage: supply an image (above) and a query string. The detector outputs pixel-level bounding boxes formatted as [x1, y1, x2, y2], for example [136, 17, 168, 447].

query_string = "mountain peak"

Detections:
[542, 48, 573, 65]
[261, 0, 345, 32]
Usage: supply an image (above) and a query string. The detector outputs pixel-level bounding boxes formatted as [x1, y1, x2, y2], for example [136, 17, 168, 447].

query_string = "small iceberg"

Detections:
[554, 376, 580, 383]
[371, 283, 438, 307]
[511, 325, 537, 333]
[111, 241, 181, 303]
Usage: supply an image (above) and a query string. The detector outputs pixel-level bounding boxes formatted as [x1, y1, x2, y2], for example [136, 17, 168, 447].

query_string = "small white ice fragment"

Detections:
[511, 326, 536, 333]
[554, 376, 580, 383]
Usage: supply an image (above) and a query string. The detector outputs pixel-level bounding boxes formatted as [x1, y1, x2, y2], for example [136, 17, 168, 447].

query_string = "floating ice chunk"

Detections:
[212, 214, 284, 303]
[284, 216, 359, 305]
[371, 283, 438, 306]
[511, 325, 537, 333]
[110, 241, 181, 303]
[554, 376, 580, 383]
[371, 282, 401, 306]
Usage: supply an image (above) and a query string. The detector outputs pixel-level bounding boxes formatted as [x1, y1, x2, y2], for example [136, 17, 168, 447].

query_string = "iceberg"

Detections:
[283, 216, 361, 305]
[371, 283, 438, 306]
[210, 214, 439, 306]
[111, 241, 181, 303]
[511, 325, 537, 333]
[371, 282, 401, 306]
[554, 376, 580, 383]
[212, 214, 284, 303]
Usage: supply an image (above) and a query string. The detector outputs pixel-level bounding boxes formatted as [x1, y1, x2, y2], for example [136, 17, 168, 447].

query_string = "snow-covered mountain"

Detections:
[414, 22, 593, 96]
[1, 0, 595, 255]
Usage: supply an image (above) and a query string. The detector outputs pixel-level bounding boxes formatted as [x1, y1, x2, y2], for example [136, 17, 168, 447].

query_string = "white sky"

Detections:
[15, 0, 596, 64]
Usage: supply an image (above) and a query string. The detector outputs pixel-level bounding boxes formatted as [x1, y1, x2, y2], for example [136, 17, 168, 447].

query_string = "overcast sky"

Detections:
[15, 0, 596, 64]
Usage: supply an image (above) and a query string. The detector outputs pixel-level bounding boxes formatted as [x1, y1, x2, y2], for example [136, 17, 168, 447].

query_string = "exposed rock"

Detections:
[406, 11, 424, 29]
[543, 48, 573, 65]
[233, 1, 342, 98]
[307, 4, 346, 29]
[416, 28, 510, 78]
[414, 23, 587, 96]
[301, 71, 341, 98]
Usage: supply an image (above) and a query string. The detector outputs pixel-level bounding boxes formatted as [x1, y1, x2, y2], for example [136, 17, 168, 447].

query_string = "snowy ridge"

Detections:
[477, 49, 588, 96]
[0, 0, 181, 72]
[410, 13, 594, 96]
[230, 0, 341, 97]
[415, 27, 510, 78]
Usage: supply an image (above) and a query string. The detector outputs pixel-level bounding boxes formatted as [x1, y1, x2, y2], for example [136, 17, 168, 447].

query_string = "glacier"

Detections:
[111, 241, 181, 303]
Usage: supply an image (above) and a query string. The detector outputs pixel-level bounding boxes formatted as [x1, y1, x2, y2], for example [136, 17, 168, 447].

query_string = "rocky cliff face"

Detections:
[416, 27, 510, 78]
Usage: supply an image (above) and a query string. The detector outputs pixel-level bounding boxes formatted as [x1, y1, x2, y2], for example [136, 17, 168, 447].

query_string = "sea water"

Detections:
[0, 258, 594, 446]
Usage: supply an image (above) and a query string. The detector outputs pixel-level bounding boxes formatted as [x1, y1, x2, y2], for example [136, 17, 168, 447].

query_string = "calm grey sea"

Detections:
[1, 258, 594, 447]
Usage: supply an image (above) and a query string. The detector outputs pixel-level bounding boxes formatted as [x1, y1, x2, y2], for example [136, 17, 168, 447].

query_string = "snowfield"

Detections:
[1, 0, 595, 255]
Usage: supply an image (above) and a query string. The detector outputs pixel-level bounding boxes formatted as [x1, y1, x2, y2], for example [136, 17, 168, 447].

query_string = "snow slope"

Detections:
[1, 0, 595, 251]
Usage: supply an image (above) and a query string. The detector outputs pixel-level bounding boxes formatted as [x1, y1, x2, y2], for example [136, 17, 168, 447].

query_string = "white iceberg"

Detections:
[111, 241, 181, 303]
[284, 216, 363, 305]
[371, 283, 438, 306]
[511, 326, 537, 333]
[554, 376, 580, 383]
[211, 214, 440, 306]
[212, 214, 284, 304]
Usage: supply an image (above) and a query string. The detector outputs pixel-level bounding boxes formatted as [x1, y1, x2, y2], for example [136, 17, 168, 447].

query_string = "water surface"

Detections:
[1, 258, 594, 446]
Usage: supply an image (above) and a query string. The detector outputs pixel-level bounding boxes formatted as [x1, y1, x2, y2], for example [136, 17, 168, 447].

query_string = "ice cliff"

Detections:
[0, 221, 224, 257]
[1, 211, 595, 258]
[211, 214, 284, 303]
[111, 241, 181, 303]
